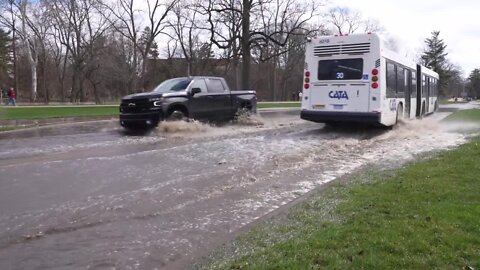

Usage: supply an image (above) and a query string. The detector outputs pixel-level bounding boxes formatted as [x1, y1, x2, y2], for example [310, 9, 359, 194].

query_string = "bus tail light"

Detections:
[304, 71, 311, 90]
[371, 69, 379, 89]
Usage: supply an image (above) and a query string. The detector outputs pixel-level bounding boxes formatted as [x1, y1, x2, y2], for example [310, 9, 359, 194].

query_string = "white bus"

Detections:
[300, 33, 439, 127]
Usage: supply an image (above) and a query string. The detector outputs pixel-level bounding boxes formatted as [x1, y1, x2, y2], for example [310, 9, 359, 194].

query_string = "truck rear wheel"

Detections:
[234, 106, 252, 121]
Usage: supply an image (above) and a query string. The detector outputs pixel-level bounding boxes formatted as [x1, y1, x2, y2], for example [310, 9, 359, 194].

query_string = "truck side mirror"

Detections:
[191, 88, 201, 95]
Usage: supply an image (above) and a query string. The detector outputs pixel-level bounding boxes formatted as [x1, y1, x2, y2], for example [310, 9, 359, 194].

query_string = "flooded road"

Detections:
[0, 106, 478, 269]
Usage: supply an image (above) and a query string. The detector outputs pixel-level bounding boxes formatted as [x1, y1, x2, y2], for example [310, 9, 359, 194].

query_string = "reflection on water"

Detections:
[0, 119, 119, 140]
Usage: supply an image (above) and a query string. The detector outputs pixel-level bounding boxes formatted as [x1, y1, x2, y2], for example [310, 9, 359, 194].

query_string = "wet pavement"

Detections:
[0, 104, 479, 269]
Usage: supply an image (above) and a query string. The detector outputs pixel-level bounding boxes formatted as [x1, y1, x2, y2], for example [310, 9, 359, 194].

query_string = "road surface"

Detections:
[0, 106, 477, 269]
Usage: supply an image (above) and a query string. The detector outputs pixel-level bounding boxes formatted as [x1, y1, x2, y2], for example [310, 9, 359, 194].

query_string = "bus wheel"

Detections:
[434, 101, 439, 111]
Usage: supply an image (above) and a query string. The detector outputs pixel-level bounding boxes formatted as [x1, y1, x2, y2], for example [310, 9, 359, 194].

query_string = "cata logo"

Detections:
[329, 91, 349, 100]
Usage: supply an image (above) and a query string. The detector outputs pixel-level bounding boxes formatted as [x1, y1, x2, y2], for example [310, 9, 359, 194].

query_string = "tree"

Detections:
[206, 0, 319, 90]
[0, 28, 12, 85]
[421, 31, 447, 70]
[467, 68, 480, 98]
[327, 7, 382, 35]
[444, 65, 464, 98]
[421, 31, 450, 96]
[100, 0, 178, 91]
[166, 0, 209, 76]
[48, 0, 111, 102]
[0, 0, 43, 101]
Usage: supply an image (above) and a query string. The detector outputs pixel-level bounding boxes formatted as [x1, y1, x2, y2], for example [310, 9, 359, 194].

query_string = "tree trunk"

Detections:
[241, 0, 251, 90]
[30, 62, 37, 102]
[20, 0, 37, 102]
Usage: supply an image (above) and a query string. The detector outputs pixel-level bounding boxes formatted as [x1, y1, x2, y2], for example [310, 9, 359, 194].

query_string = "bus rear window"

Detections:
[317, 59, 364, 80]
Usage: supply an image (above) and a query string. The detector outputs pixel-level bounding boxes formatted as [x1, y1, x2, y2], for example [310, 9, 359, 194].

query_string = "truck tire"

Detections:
[234, 106, 251, 121]
[168, 110, 187, 121]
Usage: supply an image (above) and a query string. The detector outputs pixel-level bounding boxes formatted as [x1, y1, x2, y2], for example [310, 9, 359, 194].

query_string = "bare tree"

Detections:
[99, 0, 178, 91]
[200, 0, 242, 87]
[0, 0, 46, 101]
[328, 7, 361, 35]
[206, 0, 319, 90]
[327, 6, 382, 35]
[0, 0, 18, 93]
[167, 0, 202, 76]
[46, 0, 110, 102]
[47, 23, 70, 101]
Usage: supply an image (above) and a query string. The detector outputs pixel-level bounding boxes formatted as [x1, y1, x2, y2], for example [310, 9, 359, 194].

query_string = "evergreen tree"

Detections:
[139, 27, 159, 59]
[421, 31, 450, 96]
[421, 31, 448, 69]
[0, 29, 12, 85]
[467, 68, 480, 98]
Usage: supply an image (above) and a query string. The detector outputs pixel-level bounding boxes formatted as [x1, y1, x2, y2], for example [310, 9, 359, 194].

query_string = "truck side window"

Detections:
[190, 79, 207, 93]
[207, 79, 226, 93]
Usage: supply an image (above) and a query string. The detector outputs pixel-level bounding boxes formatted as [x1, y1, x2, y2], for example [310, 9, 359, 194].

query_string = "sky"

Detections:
[329, 0, 480, 77]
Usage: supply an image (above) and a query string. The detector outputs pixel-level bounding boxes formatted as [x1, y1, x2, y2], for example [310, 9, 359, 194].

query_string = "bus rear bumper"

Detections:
[300, 110, 381, 124]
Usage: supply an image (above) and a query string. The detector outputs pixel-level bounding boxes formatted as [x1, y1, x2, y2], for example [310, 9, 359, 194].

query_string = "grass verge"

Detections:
[443, 108, 480, 122]
[257, 102, 301, 109]
[0, 106, 118, 120]
[196, 112, 480, 269]
[0, 102, 301, 120]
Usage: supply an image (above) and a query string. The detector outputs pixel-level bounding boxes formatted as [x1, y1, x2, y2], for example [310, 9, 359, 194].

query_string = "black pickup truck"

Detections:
[119, 76, 257, 129]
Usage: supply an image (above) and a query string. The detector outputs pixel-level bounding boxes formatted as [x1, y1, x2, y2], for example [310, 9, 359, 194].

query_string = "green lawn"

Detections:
[196, 111, 480, 269]
[0, 102, 301, 120]
[257, 102, 301, 109]
[0, 106, 119, 120]
[443, 108, 480, 122]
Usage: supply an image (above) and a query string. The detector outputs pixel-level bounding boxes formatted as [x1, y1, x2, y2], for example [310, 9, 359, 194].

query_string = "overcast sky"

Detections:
[330, 0, 479, 77]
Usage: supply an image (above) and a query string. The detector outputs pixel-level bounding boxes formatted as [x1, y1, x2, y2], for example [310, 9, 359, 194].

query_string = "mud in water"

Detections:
[152, 113, 301, 140]
[232, 111, 265, 126]
[157, 120, 212, 133]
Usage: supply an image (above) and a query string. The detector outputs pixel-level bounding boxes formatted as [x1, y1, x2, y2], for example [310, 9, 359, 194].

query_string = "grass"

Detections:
[196, 111, 480, 269]
[443, 108, 480, 122]
[199, 142, 480, 269]
[0, 106, 119, 120]
[257, 102, 301, 109]
[0, 102, 300, 121]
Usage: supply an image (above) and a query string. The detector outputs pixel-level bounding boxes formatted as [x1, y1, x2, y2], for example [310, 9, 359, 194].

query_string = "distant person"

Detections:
[6, 87, 16, 106]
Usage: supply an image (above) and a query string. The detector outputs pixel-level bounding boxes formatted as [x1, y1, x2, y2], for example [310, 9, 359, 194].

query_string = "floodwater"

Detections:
[0, 107, 478, 269]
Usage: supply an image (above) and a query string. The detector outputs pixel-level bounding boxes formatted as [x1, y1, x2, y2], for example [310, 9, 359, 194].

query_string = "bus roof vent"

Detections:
[313, 42, 370, 57]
